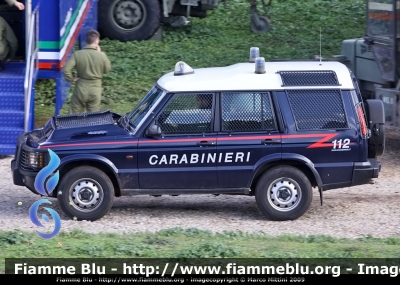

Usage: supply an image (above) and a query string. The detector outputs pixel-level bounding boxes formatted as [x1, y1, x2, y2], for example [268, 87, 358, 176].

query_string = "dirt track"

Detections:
[0, 126, 399, 238]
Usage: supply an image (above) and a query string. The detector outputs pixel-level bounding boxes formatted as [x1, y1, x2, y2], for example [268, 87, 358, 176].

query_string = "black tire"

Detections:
[255, 166, 313, 221]
[364, 99, 385, 157]
[250, 16, 270, 33]
[98, 0, 161, 41]
[57, 166, 114, 221]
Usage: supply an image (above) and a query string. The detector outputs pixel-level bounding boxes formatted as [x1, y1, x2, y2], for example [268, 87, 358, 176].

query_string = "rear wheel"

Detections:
[255, 166, 313, 221]
[57, 166, 114, 221]
[98, 0, 161, 41]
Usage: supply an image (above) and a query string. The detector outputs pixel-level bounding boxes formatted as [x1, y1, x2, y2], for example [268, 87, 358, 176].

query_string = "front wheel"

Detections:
[255, 166, 313, 221]
[57, 166, 115, 221]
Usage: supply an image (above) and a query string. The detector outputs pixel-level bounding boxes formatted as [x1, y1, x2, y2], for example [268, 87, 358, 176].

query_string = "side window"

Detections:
[157, 93, 214, 133]
[221, 92, 276, 132]
[286, 89, 348, 130]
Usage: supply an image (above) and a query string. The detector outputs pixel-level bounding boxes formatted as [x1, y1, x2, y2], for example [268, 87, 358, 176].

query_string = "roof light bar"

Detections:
[174, 61, 194, 76]
[255, 57, 266, 74]
[249, 47, 260, 63]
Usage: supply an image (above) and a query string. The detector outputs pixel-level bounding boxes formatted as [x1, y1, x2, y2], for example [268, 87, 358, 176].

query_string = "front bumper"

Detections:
[11, 133, 26, 186]
[351, 159, 381, 186]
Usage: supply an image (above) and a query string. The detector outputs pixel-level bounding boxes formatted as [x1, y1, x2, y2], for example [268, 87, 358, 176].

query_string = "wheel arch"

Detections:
[250, 154, 322, 195]
[53, 155, 121, 197]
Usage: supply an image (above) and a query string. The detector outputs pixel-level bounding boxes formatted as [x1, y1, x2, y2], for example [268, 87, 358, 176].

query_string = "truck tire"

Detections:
[57, 166, 115, 221]
[364, 99, 385, 157]
[98, 0, 161, 41]
[255, 166, 313, 221]
[250, 16, 270, 33]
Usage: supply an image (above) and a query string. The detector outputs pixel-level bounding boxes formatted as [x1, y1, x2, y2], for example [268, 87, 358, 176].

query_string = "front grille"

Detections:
[54, 110, 114, 129]
[20, 149, 28, 170]
[277, 71, 340, 86]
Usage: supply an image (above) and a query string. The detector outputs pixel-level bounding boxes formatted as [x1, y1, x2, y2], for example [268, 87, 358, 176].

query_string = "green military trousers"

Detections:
[69, 79, 103, 114]
[0, 40, 10, 61]
[0, 15, 17, 61]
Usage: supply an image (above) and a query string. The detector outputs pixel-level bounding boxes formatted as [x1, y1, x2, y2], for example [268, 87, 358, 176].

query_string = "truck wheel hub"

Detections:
[114, 0, 145, 28]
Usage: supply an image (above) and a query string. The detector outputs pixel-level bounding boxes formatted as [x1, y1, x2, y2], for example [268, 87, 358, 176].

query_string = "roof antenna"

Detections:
[319, 27, 322, 66]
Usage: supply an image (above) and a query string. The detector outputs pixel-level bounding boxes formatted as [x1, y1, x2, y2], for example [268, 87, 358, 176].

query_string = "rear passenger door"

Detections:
[216, 92, 281, 188]
[277, 89, 359, 186]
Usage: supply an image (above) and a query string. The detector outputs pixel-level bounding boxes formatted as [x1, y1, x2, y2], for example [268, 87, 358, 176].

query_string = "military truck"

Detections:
[337, 0, 399, 126]
[98, 0, 272, 41]
[98, 0, 221, 41]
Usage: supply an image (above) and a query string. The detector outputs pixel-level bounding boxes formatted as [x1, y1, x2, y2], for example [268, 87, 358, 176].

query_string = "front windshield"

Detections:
[127, 86, 164, 129]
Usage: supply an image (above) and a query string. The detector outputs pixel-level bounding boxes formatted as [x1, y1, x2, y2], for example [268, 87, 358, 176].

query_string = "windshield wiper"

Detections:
[117, 113, 130, 130]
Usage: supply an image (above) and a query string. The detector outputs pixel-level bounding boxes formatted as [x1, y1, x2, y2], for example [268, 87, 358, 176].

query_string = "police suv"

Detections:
[11, 48, 385, 222]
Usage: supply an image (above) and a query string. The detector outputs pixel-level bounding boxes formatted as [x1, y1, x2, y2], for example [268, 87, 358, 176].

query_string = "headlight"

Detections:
[22, 152, 47, 169]
[27, 152, 46, 168]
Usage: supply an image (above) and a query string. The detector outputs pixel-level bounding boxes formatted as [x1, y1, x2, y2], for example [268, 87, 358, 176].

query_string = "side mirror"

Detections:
[146, 124, 162, 137]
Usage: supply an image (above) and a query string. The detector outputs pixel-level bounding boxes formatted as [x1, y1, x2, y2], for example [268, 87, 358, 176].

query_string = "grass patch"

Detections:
[1, 228, 400, 272]
[33, 0, 365, 127]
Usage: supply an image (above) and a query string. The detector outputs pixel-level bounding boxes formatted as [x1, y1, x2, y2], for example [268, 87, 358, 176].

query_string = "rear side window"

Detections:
[286, 89, 348, 130]
[221, 92, 276, 132]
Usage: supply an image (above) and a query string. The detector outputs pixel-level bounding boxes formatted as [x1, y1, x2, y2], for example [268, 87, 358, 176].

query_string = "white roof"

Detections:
[157, 61, 355, 92]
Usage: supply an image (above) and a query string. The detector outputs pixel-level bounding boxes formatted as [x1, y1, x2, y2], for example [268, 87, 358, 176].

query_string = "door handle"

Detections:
[196, 141, 216, 146]
[261, 139, 281, 145]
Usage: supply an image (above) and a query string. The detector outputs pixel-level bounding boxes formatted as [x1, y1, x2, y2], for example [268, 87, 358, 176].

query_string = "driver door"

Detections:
[138, 92, 218, 189]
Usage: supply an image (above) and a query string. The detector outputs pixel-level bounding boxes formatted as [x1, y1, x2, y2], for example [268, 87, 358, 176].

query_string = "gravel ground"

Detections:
[1, 126, 399, 239]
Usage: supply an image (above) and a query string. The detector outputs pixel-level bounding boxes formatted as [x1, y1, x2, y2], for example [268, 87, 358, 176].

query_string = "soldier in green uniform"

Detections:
[0, 16, 18, 70]
[0, 0, 23, 70]
[62, 30, 111, 114]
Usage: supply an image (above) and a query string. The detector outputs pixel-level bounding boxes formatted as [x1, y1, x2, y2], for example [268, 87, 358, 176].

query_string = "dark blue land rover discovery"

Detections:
[11, 55, 385, 221]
